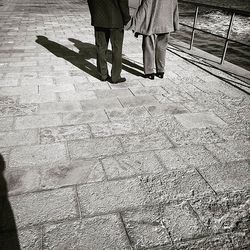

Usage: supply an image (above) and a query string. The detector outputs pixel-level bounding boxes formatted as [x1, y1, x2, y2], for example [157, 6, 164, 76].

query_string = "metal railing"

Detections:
[178, 0, 250, 64]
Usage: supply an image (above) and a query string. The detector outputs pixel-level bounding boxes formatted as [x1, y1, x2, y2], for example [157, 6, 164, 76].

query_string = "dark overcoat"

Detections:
[133, 0, 179, 35]
[87, 0, 130, 28]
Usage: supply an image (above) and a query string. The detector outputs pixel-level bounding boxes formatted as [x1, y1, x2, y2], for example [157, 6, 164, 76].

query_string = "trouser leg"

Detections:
[94, 27, 110, 80]
[155, 33, 169, 73]
[142, 35, 155, 74]
[110, 28, 124, 82]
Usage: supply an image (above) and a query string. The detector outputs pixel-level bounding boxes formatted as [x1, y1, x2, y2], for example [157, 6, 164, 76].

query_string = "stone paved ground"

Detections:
[0, 0, 250, 249]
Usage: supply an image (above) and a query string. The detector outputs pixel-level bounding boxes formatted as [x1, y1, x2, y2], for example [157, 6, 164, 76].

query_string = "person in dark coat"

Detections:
[133, 0, 179, 79]
[87, 0, 131, 83]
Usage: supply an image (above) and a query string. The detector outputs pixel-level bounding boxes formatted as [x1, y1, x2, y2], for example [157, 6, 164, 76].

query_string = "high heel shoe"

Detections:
[145, 74, 154, 80]
[155, 72, 164, 79]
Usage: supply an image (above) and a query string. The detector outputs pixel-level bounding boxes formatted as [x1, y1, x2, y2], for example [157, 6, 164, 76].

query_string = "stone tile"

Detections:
[39, 84, 75, 94]
[58, 90, 97, 101]
[175, 145, 220, 167]
[167, 127, 223, 147]
[101, 152, 163, 179]
[81, 98, 122, 110]
[75, 81, 110, 91]
[9, 187, 78, 228]
[109, 79, 143, 89]
[155, 148, 188, 170]
[198, 161, 250, 192]
[0, 79, 19, 87]
[119, 95, 158, 107]
[68, 137, 123, 159]
[39, 102, 82, 114]
[0, 103, 38, 117]
[0, 117, 13, 131]
[0, 96, 18, 105]
[19, 227, 42, 250]
[205, 143, 246, 163]
[62, 110, 109, 125]
[15, 114, 62, 129]
[40, 159, 105, 189]
[105, 106, 150, 121]
[19, 92, 57, 104]
[146, 103, 189, 116]
[139, 169, 212, 202]
[122, 202, 203, 248]
[9, 143, 68, 168]
[5, 166, 40, 195]
[0, 86, 38, 96]
[174, 112, 227, 129]
[0, 129, 38, 147]
[40, 124, 91, 144]
[21, 77, 54, 86]
[120, 132, 173, 153]
[43, 214, 130, 250]
[94, 89, 132, 98]
[206, 141, 249, 164]
[90, 120, 140, 137]
[189, 190, 250, 234]
[129, 86, 167, 96]
[77, 178, 148, 215]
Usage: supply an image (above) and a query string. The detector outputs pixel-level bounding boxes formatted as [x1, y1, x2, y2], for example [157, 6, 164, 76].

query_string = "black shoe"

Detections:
[145, 74, 155, 80]
[155, 72, 164, 79]
[100, 76, 111, 81]
[111, 77, 126, 84]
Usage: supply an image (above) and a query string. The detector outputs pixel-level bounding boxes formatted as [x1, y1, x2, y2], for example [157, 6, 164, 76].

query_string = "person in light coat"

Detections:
[133, 0, 179, 79]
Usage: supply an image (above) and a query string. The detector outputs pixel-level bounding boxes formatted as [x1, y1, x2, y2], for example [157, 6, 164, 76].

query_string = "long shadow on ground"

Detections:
[36, 36, 144, 80]
[0, 154, 20, 250]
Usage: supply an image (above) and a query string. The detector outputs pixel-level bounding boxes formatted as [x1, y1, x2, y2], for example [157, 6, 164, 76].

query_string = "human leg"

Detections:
[94, 27, 110, 80]
[155, 33, 169, 76]
[142, 35, 156, 76]
[110, 28, 125, 83]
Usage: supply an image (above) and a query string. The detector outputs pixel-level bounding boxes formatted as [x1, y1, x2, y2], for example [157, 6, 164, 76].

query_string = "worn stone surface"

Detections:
[9, 187, 78, 228]
[9, 143, 68, 168]
[43, 214, 130, 250]
[68, 137, 123, 159]
[0, 117, 14, 131]
[122, 202, 203, 248]
[101, 152, 163, 179]
[40, 124, 91, 144]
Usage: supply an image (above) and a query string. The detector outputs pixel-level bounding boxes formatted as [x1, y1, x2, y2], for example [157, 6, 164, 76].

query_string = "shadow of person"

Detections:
[0, 154, 20, 249]
[68, 38, 144, 77]
[36, 36, 101, 80]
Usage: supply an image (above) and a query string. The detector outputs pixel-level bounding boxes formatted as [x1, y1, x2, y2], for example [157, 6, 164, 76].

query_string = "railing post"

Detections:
[190, 6, 199, 50]
[221, 12, 235, 64]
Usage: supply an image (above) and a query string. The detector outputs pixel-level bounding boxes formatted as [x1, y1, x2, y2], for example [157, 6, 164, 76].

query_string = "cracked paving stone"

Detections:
[43, 214, 131, 250]
[9, 187, 78, 228]
[40, 124, 91, 144]
[101, 152, 163, 179]
[122, 202, 203, 249]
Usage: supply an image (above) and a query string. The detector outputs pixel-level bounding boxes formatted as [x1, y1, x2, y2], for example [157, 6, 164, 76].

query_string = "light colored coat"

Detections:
[133, 0, 179, 35]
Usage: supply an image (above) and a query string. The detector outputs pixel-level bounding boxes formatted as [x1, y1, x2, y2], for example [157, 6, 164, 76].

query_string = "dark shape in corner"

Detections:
[0, 154, 20, 250]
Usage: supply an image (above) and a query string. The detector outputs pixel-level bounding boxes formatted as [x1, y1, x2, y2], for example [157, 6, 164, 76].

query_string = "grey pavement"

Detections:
[0, 0, 250, 249]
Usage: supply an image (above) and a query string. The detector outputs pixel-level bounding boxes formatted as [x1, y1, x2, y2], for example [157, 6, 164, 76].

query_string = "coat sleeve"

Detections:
[118, 0, 131, 25]
[173, 0, 180, 31]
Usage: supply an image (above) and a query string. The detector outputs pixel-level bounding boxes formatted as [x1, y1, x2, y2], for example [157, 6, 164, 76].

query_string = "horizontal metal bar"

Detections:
[179, 0, 250, 16]
[179, 23, 250, 48]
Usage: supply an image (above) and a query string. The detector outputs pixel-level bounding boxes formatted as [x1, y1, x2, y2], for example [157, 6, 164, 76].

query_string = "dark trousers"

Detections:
[142, 33, 170, 74]
[94, 27, 124, 82]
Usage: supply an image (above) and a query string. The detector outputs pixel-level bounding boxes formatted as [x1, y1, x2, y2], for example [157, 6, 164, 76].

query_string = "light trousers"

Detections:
[142, 33, 170, 74]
